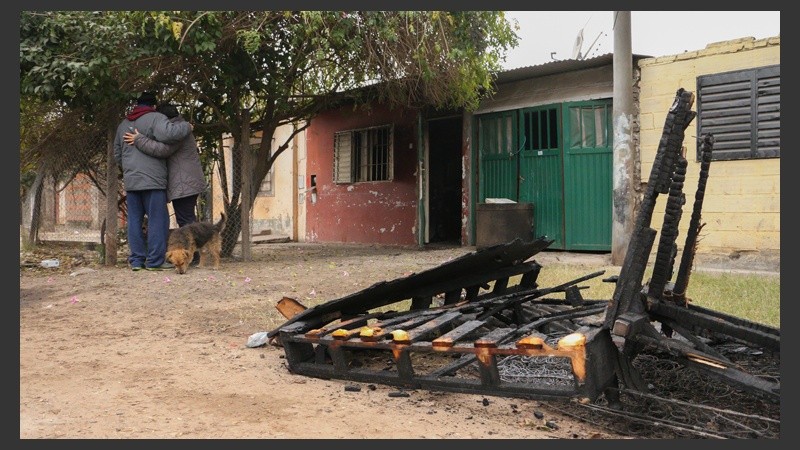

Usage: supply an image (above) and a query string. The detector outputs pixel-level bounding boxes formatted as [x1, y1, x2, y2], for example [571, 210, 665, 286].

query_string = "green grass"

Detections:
[681, 271, 780, 328]
[517, 264, 780, 328]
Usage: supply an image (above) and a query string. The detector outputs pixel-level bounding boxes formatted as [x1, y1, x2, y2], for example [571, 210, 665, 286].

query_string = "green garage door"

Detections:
[475, 99, 612, 251]
[518, 105, 565, 249]
[562, 100, 613, 251]
[477, 110, 519, 201]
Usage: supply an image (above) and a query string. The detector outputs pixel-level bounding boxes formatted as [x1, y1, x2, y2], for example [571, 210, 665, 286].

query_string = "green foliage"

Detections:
[20, 10, 520, 255]
[20, 12, 141, 111]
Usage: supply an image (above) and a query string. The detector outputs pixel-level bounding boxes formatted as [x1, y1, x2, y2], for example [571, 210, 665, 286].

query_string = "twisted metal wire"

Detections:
[545, 343, 780, 439]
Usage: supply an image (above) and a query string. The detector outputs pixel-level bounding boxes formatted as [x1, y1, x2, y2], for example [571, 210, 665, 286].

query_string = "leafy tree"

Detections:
[20, 11, 519, 256]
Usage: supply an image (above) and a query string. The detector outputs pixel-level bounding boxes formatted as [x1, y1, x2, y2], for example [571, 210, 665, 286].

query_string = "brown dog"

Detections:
[166, 213, 226, 274]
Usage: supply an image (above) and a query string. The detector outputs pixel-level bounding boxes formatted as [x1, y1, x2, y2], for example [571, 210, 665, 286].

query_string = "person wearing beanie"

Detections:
[113, 91, 194, 271]
[123, 102, 207, 265]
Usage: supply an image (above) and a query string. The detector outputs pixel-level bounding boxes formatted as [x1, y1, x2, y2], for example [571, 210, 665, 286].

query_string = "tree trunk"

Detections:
[104, 127, 119, 266]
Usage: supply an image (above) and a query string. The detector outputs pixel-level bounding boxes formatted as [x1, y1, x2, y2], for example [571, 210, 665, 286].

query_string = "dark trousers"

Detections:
[172, 194, 199, 228]
[172, 194, 200, 264]
[126, 189, 169, 268]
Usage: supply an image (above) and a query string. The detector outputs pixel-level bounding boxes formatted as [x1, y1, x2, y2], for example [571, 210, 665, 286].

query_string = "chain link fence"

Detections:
[19, 109, 290, 267]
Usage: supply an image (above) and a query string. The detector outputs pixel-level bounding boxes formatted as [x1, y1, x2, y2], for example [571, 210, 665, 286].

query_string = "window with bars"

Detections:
[521, 107, 559, 150]
[333, 125, 393, 183]
[697, 65, 780, 161]
[254, 142, 274, 196]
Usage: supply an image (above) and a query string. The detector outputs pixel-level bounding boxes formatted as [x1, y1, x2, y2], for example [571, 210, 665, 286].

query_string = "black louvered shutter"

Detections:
[696, 64, 780, 161]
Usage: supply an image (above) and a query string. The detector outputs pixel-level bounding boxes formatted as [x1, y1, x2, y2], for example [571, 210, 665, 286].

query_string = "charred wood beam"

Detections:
[646, 301, 780, 352]
[605, 88, 696, 329]
[631, 334, 779, 403]
[268, 237, 554, 338]
[674, 134, 715, 303]
[476, 270, 605, 321]
[649, 154, 688, 299]
[401, 311, 463, 343]
[410, 295, 433, 310]
[655, 316, 731, 362]
[565, 285, 585, 306]
[431, 320, 487, 349]
[429, 327, 520, 377]
[508, 304, 609, 339]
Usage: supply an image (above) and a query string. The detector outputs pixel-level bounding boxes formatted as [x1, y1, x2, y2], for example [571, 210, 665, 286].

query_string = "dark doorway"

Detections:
[428, 117, 462, 244]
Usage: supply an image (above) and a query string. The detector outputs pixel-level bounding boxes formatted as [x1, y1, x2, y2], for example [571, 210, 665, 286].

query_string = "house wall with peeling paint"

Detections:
[638, 36, 780, 258]
[212, 123, 304, 241]
[305, 103, 420, 245]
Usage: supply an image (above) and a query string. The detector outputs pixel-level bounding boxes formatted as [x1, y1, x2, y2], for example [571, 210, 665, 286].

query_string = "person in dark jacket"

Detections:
[114, 91, 193, 271]
[124, 103, 207, 227]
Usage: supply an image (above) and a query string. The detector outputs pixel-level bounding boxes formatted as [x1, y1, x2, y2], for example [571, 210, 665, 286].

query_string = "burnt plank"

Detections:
[476, 270, 605, 321]
[410, 295, 433, 310]
[565, 285, 584, 306]
[648, 301, 780, 351]
[493, 277, 509, 293]
[306, 311, 390, 338]
[474, 327, 515, 348]
[327, 343, 350, 373]
[404, 311, 463, 343]
[382, 312, 447, 336]
[395, 349, 415, 382]
[429, 328, 518, 377]
[478, 352, 501, 387]
[473, 328, 514, 388]
[432, 320, 486, 348]
[520, 263, 541, 288]
[268, 237, 553, 338]
[443, 289, 462, 305]
[464, 285, 481, 301]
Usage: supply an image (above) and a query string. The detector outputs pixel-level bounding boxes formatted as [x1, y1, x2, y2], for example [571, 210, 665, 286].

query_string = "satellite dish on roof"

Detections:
[571, 28, 584, 60]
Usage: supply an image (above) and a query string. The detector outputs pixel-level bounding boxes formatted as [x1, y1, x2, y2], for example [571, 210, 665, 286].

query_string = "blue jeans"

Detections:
[126, 189, 169, 268]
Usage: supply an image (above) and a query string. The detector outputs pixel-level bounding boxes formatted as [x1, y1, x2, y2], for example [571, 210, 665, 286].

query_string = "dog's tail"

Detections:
[215, 212, 226, 233]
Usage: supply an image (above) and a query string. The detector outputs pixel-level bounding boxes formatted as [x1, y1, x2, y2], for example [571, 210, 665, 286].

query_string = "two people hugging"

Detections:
[113, 91, 207, 271]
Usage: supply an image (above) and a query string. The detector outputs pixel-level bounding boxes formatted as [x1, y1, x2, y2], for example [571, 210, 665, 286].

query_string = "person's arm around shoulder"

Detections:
[151, 113, 192, 144]
[124, 128, 177, 159]
[113, 123, 126, 164]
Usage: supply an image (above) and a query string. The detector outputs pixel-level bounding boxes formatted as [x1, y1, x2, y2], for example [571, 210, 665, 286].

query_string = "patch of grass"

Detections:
[531, 264, 779, 328]
[682, 272, 780, 328]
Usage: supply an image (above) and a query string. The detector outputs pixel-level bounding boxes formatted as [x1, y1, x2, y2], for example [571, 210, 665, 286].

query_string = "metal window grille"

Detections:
[334, 125, 393, 183]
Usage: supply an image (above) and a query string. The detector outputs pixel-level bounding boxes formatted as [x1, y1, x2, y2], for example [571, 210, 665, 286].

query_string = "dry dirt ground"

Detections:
[20, 241, 638, 440]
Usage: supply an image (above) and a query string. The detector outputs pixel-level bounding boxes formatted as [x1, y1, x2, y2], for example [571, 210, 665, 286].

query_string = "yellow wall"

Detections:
[211, 122, 306, 241]
[638, 36, 780, 257]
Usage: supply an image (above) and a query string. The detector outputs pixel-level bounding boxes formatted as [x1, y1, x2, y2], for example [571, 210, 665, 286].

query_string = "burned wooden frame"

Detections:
[268, 88, 779, 405]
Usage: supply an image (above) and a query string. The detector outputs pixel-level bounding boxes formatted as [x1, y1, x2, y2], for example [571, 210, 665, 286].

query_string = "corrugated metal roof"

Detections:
[495, 53, 651, 84]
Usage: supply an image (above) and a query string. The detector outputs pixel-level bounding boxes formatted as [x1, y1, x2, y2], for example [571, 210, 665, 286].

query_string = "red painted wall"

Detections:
[305, 103, 420, 246]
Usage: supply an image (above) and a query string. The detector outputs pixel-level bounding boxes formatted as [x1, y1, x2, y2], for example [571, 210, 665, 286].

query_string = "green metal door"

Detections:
[517, 105, 565, 249]
[477, 111, 518, 201]
[562, 100, 613, 251]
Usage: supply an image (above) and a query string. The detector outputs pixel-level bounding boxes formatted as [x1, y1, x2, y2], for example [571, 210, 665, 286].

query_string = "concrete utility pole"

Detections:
[611, 11, 636, 265]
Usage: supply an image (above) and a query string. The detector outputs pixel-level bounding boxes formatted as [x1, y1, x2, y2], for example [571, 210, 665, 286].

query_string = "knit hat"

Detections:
[136, 91, 158, 106]
[156, 103, 180, 119]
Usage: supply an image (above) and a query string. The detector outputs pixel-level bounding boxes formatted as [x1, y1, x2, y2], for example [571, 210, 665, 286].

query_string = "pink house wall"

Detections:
[305, 103, 419, 246]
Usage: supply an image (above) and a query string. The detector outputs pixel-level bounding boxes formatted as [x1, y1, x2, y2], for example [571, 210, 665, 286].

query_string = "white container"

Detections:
[40, 259, 60, 268]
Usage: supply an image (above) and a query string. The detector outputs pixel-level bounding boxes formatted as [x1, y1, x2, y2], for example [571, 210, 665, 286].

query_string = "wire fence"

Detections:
[19, 110, 296, 266]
